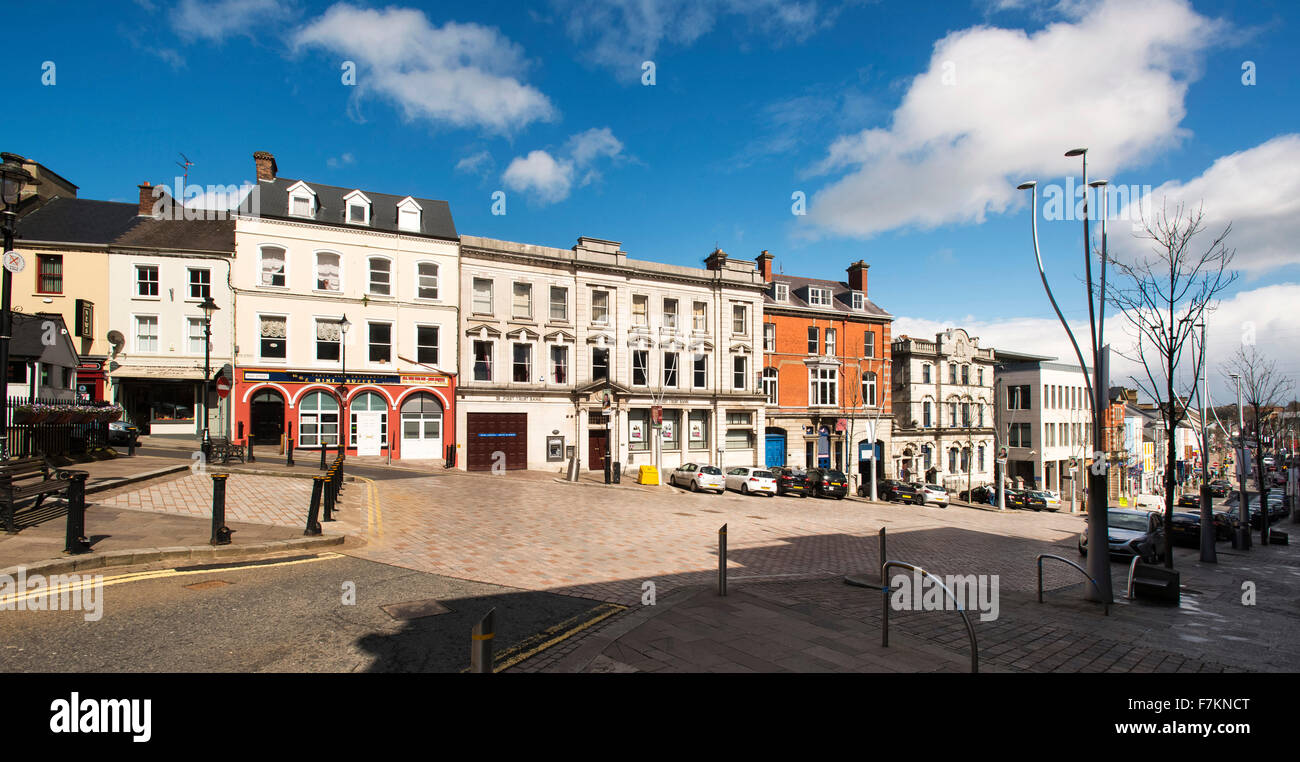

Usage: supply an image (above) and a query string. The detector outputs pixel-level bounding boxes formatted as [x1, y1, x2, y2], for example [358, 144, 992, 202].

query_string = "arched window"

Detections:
[299, 391, 339, 448]
[349, 392, 388, 448]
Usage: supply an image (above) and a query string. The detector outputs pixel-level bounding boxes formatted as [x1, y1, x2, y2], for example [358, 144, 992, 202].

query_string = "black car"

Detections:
[771, 467, 809, 497]
[1021, 491, 1049, 511]
[1002, 489, 1028, 510]
[1208, 480, 1231, 497]
[107, 420, 140, 445]
[805, 468, 849, 499]
[1079, 508, 1165, 561]
[1177, 494, 1200, 509]
[876, 479, 922, 505]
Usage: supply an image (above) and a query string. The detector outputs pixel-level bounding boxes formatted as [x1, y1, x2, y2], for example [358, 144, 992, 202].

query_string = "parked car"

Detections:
[1021, 490, 1050, 512]
[1208, 480, 1231, 497]
[1170, 510, 1238, 544]
[107, 420, 139, 445]
[1079, 508, 1165, 561]
[770, 467, 809, 497]
[918, 484, 949, 507]
[876, 479, 923, 505]
[1177, 493, 1200, 509]
[805, 468, 849, 500]
[669, 463, 725, 493]
[1002, 489, 1028, 510]
[725, 467, 776, 497]
[1032, 490, 1062, 511]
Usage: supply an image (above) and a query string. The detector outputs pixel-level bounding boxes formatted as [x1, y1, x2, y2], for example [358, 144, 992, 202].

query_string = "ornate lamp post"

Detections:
[0, 157, 39, 460]
[1016, 147, 1113, 603]
[199, 295, 219, 459]
[338, 314, 351, 455]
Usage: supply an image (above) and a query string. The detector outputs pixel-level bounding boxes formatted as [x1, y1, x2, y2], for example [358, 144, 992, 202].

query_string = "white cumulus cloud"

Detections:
[502, 128, 626, 204]
[171, 0, 293, 42]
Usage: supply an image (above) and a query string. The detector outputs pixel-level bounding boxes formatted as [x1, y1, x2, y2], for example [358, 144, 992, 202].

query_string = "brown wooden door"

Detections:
[588, 429, 608, 470]
[466, 413, 528, 471]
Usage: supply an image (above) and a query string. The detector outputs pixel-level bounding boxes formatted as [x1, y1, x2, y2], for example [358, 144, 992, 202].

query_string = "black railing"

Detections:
[4, 396, 113, 458]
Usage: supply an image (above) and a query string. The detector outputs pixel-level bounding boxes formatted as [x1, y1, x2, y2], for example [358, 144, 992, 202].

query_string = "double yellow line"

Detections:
[355, 475, 382, 540]
[0, 553, 343, 608]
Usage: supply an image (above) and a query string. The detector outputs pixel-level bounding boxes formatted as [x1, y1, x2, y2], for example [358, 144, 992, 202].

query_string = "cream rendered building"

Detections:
[455, 236, 766, 474]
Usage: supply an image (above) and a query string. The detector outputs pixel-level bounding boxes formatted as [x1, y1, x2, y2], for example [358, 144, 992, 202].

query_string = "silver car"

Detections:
[919, 484, 949, 506]
[670, 463, 725, 493]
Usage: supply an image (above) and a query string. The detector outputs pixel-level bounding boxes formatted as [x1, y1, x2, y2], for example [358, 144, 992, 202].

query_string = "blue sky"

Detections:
[12, 0, 1300, 400]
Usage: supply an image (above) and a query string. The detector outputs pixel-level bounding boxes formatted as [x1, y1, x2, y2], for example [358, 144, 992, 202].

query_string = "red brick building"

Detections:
[757, 251, 893, 489]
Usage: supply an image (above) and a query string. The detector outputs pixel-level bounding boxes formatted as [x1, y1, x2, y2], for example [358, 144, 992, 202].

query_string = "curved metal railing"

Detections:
[1126, 555, 1142, 600]
[1036, 554, 1109, 615]
[881, 560, 979, 673]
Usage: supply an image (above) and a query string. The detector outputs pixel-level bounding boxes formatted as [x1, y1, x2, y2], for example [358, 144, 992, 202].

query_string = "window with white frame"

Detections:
[299, 392, 338, 447]
[135, 315, 158, 352]
[810, 367, 837, 406]
[663, 298, 678, 330]
[725, 411, 755, 450]
[315, 252, 341, 291]
[136, 265, 159, 297]
[398, 205, 421, 232]
[591, 289, 609, 324]
[368, 258, 391, 296]
[187, 317, 207, 355]
[923, 401, 932, 427]
[693, 354, 707, 388]
[260, 246, 286, 287]
[188, 268, 210, 299]
[472, 278, 493, 314]
[512, 343, 532, 382]
[632, 294, 648, 327]
[732, 304, 747, 335]
[349, 392, 389, 448]
[864, 330, 876, 358]
[416, 325, 439, 365]
[922, 363, 931, 383]
[259, 315, 286, 359]
[663, 352, 679, 387]
[290, 191, 314, 217]
[591, 347, 609, 381]
[368, 322, 392, 363]
[473, 341, 493, 381]
[316, 319, 341, 361]
[808, 287, 831, 306]
[550, 345, 568, 383]
[550, 287, 568, 321]
[348, 199, 369, 225]
[825, 328, 836, 356]
[774, 283, 789, 302]
[807, 326, 819, 354]
[852, 292, 864, 311]
[512, 282, 533, 319]
[733, 355, 747, 390]
[416, 262, 439, 300]
[763, 322, 775, 352]
[762, 367, 778, 404]
[692, 301, 707, 331]
[863, 371, 877, 407]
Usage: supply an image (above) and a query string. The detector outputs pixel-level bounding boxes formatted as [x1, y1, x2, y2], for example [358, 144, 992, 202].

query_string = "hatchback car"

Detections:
[1078, 508, 1165, 561]
[725, 467, 777, 497]
[1021, 491, 1050, 512]
[669, 463, 725, 493]
[1002, 489, 1028, 510]
[918, 484, 949, 507]
[805, 468, 849, 499]
[107, 420, 139, 445]
[1177, 493, 1200, 509]
[770, 467, 809, 497]
[876, 479, 922, 505]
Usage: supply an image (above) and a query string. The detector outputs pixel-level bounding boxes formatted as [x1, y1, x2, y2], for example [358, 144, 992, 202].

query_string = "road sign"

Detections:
[215, 376, 231, 398]
[3, 251, 24, 273]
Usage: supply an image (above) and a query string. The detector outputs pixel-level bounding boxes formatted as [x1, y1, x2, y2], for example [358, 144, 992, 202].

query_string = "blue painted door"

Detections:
[765, 429, 786, 467]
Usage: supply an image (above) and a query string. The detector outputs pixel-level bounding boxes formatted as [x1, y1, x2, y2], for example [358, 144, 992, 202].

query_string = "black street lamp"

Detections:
[199, 295, 219, 459]
[0, 156, 39, 461]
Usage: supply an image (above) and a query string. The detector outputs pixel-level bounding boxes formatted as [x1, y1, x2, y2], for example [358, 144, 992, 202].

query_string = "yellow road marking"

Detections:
[0, 552, 344, 607]
[461, 602, 628, 673]
[353, 476, 383, 540]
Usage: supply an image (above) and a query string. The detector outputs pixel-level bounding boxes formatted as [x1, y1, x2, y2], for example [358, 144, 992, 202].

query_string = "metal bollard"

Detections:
[323, 469, 336, 522]
[63, 471, 92, 554]
[286, 436, 295, 468]
[305, 476, 325, 536]
[470, 608, 496, 673]
[128, 432, 137, 457]
[718, 524, 727, 596]
[209, 473, 233, 545]
[319, 444, 327, 470]
[247, 438, 255, 463]
[879, 526, 887, 576]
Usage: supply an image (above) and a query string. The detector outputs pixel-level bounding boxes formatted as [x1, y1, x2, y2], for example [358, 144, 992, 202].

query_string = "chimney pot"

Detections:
[138, 182, 157, 217]
[755, 250, 774, 282]
[847, 260, 870, 294]
[254, 150, 278, 181]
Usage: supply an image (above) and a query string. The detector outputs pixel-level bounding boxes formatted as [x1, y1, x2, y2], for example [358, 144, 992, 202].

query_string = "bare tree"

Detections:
[1223, 345, 1294, 543]
[1105, 202, 1236, 568]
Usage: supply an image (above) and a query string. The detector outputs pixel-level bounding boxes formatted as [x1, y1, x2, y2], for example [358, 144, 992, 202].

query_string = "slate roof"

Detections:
[763, 273, 893, 319]
[13, 197, 141, 245]
[10, 312, 78, 366]
[114, 216, 234, 252]
[256, 176, 457, 241]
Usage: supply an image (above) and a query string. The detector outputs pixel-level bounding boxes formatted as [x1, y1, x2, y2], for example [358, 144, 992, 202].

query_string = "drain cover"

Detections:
[183, 580, 231, 591]
[381, 599, 451, 620]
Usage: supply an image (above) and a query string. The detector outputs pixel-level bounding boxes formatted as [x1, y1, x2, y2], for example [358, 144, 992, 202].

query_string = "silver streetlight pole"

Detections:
[1016, 147, 1113, 603]
[1196, 322, 1215, 562]
[1230, 372, 1250, 549]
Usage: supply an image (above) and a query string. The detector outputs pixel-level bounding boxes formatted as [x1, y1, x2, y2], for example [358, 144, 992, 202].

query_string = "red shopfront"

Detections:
[232, 368, 455, 461]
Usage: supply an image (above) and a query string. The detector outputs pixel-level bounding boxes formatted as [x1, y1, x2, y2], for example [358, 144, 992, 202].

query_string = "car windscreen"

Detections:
[925, 484, 943, 491]
[699, 466, 721, 475]
[1108, 513, 1150, 531]
[825, 471, 846, 480]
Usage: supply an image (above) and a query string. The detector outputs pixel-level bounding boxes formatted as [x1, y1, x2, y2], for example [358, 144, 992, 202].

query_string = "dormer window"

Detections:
[808, 287, 831, 307]
[774, 283, 789, 302]
[286, 181, 317, 218]
[397, 197, 422, 233]
[343, 190, 371, 226]
[852, 292, 864, 311]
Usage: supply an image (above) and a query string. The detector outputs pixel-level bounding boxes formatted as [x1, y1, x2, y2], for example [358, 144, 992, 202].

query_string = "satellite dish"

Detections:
[107, 330, 125, 358]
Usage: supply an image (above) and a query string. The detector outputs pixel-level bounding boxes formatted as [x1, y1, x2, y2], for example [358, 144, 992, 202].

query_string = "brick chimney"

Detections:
[847, 260, 869, 294]
[755, 250, 774, 281]
[705, 247, 727, 271]
[137, 182, 155, 217]
[254, 150, 278, 181]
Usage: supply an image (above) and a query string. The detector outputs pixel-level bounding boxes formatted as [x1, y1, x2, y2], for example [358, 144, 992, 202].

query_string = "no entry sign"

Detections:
[215, 376, 232, 398]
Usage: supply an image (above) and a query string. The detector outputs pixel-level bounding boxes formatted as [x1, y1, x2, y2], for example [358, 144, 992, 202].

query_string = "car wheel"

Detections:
[742, 484, 749, 496]
[690, 480, 699, 493]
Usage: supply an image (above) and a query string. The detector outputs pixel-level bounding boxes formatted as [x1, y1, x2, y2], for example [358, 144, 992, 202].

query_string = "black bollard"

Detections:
[286, 436, 295, 468]
[319, 443, 327, 470]
[718, 524, 728, 596]
[471, 608, 496, 673]
[247, 438, 255, 463]
[209, 473, 233, 545]
[323, 469, 336, 522]
[128, 431, 137, 457]
[305, 476, 325, 536]
[63, 471, 92, 554]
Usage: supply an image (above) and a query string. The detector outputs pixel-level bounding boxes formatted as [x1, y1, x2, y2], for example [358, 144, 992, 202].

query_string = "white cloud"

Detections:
[550, 0, 837, 78]
[895, 282, 1300, 403]
[455, 150, 495, 176]
[803, 0, 1224, 239]
[503, 151, 574, 204]
[1115, 134, 1300, 274]
[326, 152, 355, 168]
[171, 0, 293, 42]
[293, 3, 555, 135]
[503, 128, 625, 204]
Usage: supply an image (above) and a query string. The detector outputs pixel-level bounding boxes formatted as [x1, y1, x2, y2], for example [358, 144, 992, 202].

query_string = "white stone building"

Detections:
[455, 236, 767, 474]
[994, 352, 1096, 502]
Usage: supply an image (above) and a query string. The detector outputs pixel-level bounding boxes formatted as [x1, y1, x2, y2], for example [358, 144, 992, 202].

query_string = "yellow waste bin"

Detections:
[638, 465, 660, 485]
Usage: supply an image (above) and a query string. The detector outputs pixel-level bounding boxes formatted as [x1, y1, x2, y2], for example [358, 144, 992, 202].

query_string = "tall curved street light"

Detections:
[1016, 147, 1113, 603]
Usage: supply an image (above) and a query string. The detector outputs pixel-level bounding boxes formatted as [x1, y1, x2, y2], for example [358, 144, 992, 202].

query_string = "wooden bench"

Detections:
[0, 457, 72, 533]
[208, 437, 245, 465]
